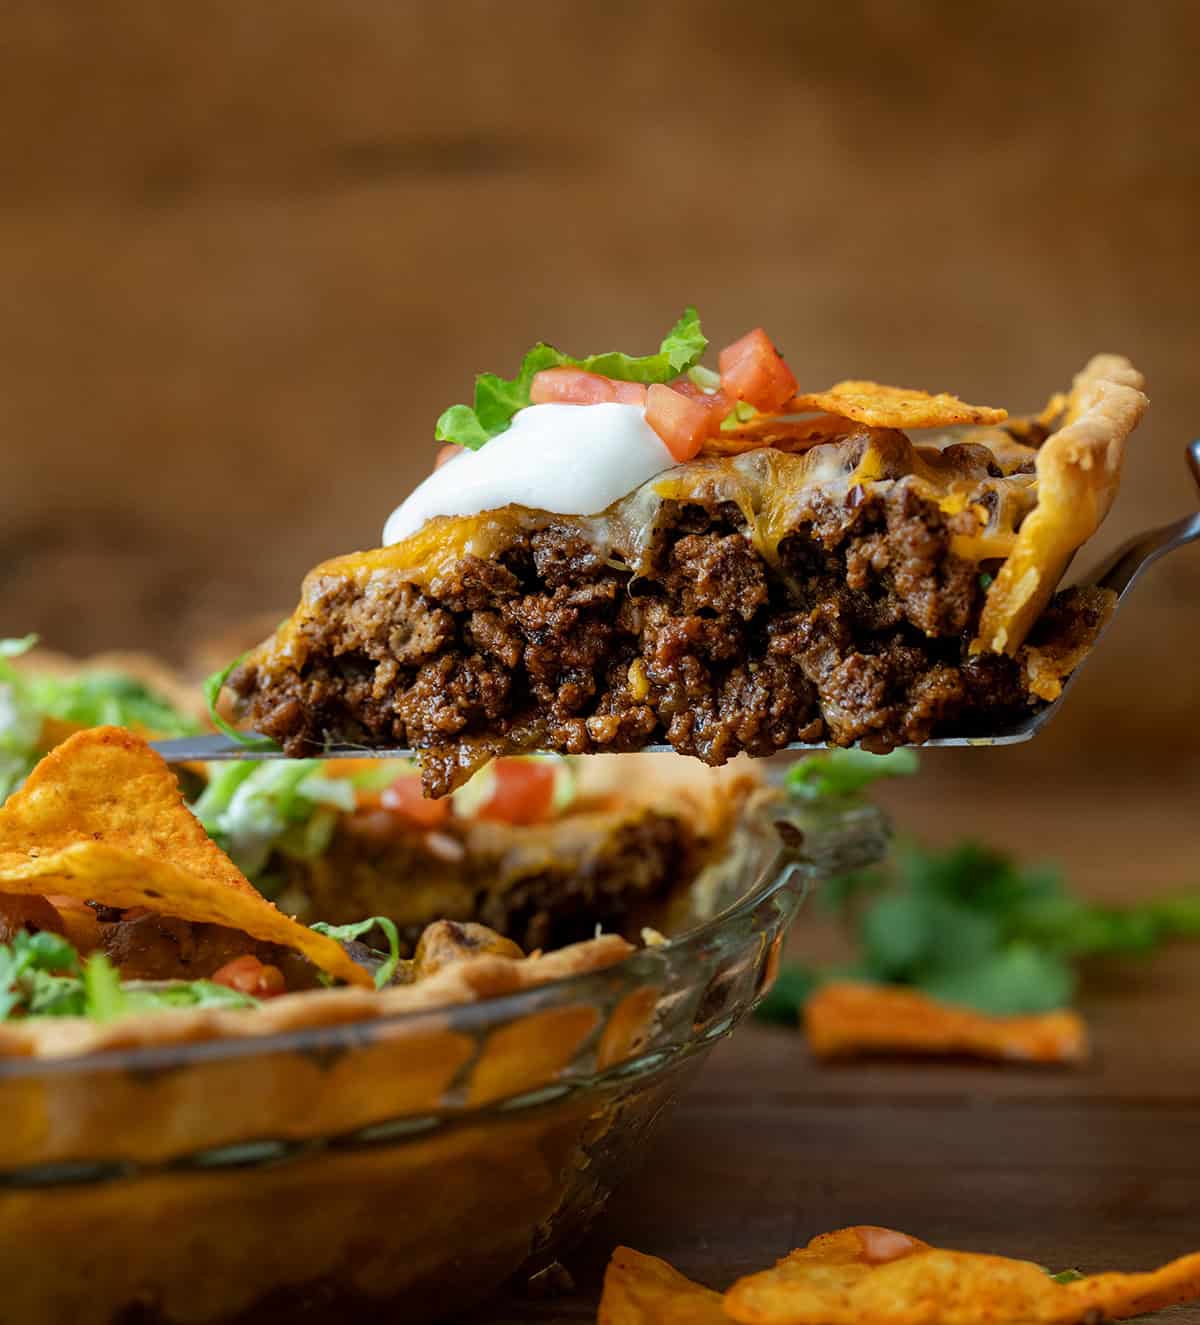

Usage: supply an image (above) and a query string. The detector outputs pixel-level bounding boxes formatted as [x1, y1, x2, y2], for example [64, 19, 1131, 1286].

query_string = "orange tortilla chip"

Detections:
[789, 381, 1007, 429]
[804, 982, 1088, 1064]
[724, 1228, 1200, 1325]
[0, 844, 368, 987]
[0, 727, 257, 897]
[0, 728, 369, 987]
[702, 414, 862, 456]
[599, 1246, 730, 1325]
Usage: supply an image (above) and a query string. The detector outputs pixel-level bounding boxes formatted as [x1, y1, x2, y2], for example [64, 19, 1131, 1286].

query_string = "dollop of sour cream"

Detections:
[382, 403, 675, 545]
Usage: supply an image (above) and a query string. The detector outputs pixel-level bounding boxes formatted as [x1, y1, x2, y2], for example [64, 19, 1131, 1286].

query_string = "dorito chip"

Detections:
[0, 728, 370, 988]
[788, 381, 1007, 429]
[0, 727, 257, 896]
[599, 1246, 730, 1325]
[702, 414, 863, 456]
[724, 1228, 928, 1325]
[0, 844, 369, 987]
[804, 982, 1089, 1064]
[724, 1228, 1200, 1325]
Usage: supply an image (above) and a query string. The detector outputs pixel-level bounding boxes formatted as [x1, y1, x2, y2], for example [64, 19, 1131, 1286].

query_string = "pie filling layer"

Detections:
[229, 436, 1116, 796]
[277, 804, 696, 953]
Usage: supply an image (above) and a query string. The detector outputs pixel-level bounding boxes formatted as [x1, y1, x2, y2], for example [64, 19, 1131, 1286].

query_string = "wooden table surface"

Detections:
[471, 952, 1200, 1323]
[468, 774, 1200, 1324]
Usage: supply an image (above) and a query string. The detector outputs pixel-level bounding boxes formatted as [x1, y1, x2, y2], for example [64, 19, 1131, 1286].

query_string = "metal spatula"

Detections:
[151, 442, 1200, 765]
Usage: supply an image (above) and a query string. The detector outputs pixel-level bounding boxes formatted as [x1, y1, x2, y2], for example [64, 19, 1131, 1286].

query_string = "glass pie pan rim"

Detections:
[0, 793, 887, 1085]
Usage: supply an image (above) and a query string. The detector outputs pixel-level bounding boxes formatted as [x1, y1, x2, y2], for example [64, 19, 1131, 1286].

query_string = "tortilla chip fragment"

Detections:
[0, 844, 369, 988]
[598, 1246, 730, 1325]
[789, 381, 1007, 429]
[0, 727, 257, 896]
[804, 982, 1088, 1064]
[702, 414, 863, 455]
[724, 1230, 1200, 1325]
[0, 728, 370, 988]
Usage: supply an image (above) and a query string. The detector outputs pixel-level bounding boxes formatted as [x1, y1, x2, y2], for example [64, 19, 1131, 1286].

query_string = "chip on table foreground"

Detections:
[599, 1226, 1200, 1325]
[803, 982, 1089, 1064]
[0, 727, 370, 988]
[599, 1246, 731, 1324]
[787, 381, 1008, 429]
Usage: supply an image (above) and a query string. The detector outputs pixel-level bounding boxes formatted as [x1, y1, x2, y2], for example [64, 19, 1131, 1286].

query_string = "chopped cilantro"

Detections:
[757, 838, 1200, 1025]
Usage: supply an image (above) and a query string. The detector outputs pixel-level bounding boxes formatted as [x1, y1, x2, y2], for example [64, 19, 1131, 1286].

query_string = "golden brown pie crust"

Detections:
[0, 932, 633, 1060]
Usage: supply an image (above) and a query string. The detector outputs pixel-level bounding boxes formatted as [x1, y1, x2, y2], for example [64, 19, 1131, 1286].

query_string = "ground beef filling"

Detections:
[231, 486, 1094, 796]
[277, 808, 691, 954]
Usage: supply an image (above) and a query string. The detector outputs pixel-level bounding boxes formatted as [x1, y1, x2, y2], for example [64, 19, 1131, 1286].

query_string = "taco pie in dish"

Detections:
[220, 311, 1147, 794]
[1, 640, 748, 953]
[0, 725, 769, 1060]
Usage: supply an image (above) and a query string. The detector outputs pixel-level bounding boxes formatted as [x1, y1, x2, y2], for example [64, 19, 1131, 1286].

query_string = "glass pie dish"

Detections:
[0, 790, 887, 1325]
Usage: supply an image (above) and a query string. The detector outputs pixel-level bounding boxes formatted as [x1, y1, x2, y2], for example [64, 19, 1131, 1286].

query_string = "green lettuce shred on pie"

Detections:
[0, 635, 197, 802]
[434, 306, 708, 449]
[0, 915, 403, 1023]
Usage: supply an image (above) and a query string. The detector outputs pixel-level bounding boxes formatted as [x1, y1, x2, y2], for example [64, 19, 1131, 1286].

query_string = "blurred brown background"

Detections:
[1, 1, 1197, 885]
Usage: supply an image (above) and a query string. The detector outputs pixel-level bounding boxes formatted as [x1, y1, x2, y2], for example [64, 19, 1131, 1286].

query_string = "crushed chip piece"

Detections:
[0, 843, 370, 988]
[804, 982, 1088, 1063]
[702, 414, 862, 455]
[0, 727, 257, 896]
[599, 1245, 730, 1325]
[0, 728, 370, 988]
[789, 381, 1007, 429]
[724, 1227, 1200, 1325]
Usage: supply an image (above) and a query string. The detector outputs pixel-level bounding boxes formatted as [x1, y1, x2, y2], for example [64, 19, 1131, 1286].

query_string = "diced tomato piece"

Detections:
[610, 378, 650, 405]
[212, 954, 286, 998]
[718, 328, 798, 413]
[475, 759, 557, 826]
[645, 383, 712, 461]
[529, 367, 648, 407]
[342, 808, 407, 844]
[671, 376, 731, 412]
[435, 443, 463, 469]
[381, 773, 452, 827]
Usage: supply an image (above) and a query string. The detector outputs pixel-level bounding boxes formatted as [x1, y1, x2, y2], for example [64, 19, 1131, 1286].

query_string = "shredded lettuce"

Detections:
[193, 759, 413, 881]
[0, 930, 80, 1020]
[786, 747, 920, 801]
[195, 761, 343, 878]
[0, 931, 262, 1022]
[26, 672, 196, 738]
[0, 637, 43, 803]
[436, 308, 708, 450]
[203, 655, 279, 752]
[0, 635, 199, 804]
[81, 953, 126, 1022]
[311, 916, 401, 989]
